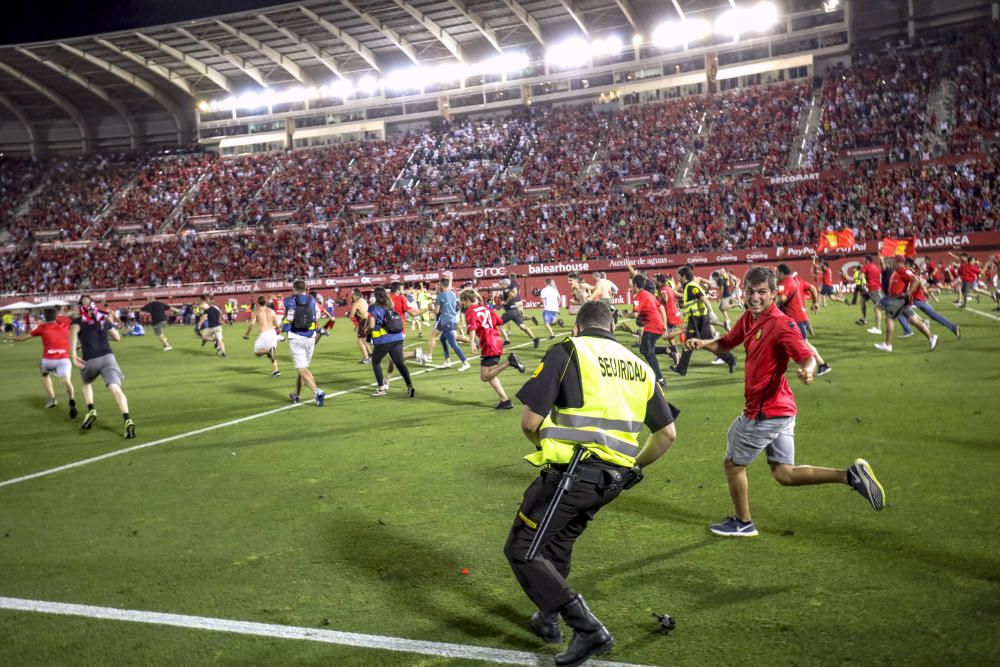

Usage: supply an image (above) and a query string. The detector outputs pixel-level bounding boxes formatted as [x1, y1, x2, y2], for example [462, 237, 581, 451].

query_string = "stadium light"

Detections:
[715, 2, 780, 39]
[357, 74, 380, 96]
[480, 51, 530, 76]
[823, 0, 841, 11]
[651, 18, 711, 48]
[590, 35, 623, 58]
[385, 67, 427, 92]
[323, 80, 355, 99]
[546, 37, 590, 68]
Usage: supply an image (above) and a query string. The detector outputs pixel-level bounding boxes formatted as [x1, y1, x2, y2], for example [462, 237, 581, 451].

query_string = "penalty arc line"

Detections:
[0, 337, 549, 490]
[0, 596, 652, 667]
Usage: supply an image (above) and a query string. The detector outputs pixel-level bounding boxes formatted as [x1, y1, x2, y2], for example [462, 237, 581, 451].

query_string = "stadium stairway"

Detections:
[161, 170, 210, 233]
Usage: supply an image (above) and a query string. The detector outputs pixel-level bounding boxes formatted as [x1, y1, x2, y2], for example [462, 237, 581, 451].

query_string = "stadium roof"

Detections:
[0, 0, 746, 143]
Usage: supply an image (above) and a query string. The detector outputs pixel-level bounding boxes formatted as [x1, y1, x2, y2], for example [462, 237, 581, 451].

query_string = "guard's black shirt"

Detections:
[515, 328, 676, 433]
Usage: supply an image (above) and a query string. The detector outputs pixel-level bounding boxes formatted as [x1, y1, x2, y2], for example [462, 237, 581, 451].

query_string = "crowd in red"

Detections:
[2, 29, 998, 293]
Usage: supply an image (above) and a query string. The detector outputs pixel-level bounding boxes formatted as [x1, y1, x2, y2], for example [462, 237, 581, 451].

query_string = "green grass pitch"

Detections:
[1, 302, 999, 666]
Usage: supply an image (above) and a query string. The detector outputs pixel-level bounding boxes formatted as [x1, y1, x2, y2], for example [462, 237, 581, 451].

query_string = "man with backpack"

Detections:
[284, 280, 326, 406]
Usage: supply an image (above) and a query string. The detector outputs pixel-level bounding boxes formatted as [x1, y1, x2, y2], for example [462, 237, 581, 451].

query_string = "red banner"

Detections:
[881, 237, 917, 257]
[817, 229, 856, 253]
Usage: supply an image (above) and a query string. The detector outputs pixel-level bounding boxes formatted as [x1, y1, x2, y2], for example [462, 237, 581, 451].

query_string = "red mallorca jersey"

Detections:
[632, 289, 665, 335]
[658, 286, 683, 327]
[465, 304, 504, 358]
[719, 304, 813, 419]
[778, 275, 809, 323]
[31, 315, 71, 360]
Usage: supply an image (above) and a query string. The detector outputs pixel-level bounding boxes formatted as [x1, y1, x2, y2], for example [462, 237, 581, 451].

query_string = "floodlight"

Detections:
[325, 80, 356, 99]
[357, 74, 380, 95]
[546, 37, 590, 68]
[591, 35, 623, 58]
[385, 67, 427, 91]
[481, 51, 530, 75]
[715, 2, 778, 39]
[652, 19, 710, 48]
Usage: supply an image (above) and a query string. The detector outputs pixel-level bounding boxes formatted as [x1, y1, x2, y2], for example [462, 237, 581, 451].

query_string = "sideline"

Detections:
[0, 337, 548, 489]
[0, 596, 650, 667]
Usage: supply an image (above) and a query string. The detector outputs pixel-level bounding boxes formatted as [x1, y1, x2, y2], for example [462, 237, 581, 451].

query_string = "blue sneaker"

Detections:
[848, 458, 885, 511]
[315, 390, 325, 407]
[710, 516, 758, 537]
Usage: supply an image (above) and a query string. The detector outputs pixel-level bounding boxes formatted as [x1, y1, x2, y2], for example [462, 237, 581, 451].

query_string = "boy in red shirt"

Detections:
[875, 256, 938, 353]
[459, 288, 525, 409]
[625, 273, 667, 386]
[776, 265, 831, 376]
[6, 307, 78, 416]
[686, 267, 885, 537]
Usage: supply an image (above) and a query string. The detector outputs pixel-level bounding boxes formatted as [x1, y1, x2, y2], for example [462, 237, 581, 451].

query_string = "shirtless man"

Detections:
[348, 289, 372, 364]
[244, 296, 281, 376]
[587, 271, 616, 305]
[567, 272, 591, 315]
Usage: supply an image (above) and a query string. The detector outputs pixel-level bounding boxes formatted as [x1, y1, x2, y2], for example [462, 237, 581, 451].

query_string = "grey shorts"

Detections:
[81, 353, 124, 387]
[726, 415, 795, 466]
[153, 321, 166, 337]
[40, 358, 72, 379]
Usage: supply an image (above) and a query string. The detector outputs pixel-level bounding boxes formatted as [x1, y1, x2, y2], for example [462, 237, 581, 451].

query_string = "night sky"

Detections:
[2, 0, 290, 44]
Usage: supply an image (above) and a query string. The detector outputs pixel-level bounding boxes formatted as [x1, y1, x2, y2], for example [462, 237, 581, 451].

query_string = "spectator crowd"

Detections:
[1, 27, 998, 293]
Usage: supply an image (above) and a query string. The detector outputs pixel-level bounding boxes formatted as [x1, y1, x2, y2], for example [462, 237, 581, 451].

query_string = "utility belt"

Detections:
[545, 458, 644, 492]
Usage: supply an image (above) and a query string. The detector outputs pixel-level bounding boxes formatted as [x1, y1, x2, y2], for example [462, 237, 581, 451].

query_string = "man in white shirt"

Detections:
[539, 278, 564, 339]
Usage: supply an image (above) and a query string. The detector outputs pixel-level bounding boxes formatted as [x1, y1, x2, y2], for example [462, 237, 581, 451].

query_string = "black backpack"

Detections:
[382, 307, 404, 334]
[291, 295, 316, 330]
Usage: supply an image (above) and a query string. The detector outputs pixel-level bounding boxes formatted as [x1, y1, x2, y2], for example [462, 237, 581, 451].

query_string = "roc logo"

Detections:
[532, 362, 544, 378]
[755, 329, 763, 340]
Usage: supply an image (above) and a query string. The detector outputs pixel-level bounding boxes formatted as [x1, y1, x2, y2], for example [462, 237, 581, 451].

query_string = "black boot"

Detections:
[530, 610, 563, 644]
[555, 594, 614, 667]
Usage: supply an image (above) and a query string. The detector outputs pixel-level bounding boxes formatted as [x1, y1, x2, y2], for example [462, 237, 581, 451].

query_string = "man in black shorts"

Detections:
[69, 295, 135, 439]
[141, 297, 173, 352]
[499, 274, 540, 348]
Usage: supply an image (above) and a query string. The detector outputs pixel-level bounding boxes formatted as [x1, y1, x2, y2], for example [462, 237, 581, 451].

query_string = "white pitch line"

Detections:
[962, 306, 1000, 322]
[0, 337, 547, 490]
[0, 596, 651, 667]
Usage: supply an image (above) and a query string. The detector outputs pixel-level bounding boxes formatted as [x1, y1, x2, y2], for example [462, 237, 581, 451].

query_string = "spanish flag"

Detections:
[817, 229, 856, 253]
[880, 237, 917, 257]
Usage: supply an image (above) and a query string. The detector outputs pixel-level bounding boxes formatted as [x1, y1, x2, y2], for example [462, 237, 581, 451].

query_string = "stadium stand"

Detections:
[2, 27, 999, 294]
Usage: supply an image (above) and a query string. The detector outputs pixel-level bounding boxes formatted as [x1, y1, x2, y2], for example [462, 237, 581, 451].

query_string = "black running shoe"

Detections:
[533, 337, 540, 348]
[668, 365, 687, 377]
[407, 385, 415, 398]
[69, 404, 78, 419]
[495, 399, 513, 409]
[508, 353, 526, 373]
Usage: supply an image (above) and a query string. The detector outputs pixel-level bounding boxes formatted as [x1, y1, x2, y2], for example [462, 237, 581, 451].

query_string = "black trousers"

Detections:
[676, 314, 735, 373]
[503, 464, 623, 613]
[371, 340, 412, 387]
[639, 331, 663, 382]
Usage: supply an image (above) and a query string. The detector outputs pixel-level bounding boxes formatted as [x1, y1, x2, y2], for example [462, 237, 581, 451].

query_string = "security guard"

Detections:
[505, 301, 677, 666]
[851, 265, 867, 308]
[224, 300, 236, 325]
[670, 266, 737, 376]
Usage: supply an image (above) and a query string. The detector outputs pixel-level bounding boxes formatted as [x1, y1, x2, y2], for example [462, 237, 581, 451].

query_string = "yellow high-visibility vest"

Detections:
[681, 283, 707, 318]
[528, 335, 653, 469]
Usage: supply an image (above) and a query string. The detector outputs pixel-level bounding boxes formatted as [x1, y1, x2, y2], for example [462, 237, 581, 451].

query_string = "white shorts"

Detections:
[40, 358, 72, 379]
[254, 329, 279, 354]
[288, 334, 315, 369]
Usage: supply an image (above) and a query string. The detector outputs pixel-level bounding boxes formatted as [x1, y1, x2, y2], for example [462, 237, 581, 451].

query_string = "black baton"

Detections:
[525, 446, 586, 562]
